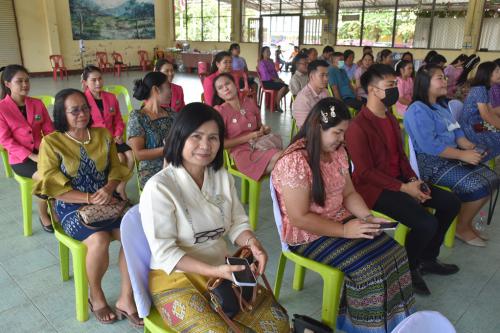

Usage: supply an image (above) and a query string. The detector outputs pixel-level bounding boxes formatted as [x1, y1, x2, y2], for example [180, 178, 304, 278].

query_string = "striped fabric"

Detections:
[290, 233, 415, 333]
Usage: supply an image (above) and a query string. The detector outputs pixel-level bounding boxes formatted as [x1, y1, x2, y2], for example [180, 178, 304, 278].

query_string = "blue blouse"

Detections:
[404, 101, 465, 156]
[460, 86, 489, 127]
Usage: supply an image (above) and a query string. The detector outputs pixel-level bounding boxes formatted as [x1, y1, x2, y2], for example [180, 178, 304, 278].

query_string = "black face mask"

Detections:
[381, 87, 399, 107]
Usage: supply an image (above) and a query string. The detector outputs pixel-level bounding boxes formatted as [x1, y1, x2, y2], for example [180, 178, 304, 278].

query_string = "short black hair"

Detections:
[82, 65, 101, 81]
[428, 54, 447, 66]
[395, 60, 412, 77]
[423, 51, 438, 64]
[293, 52, 308, 65]
[379, 49, 392, 62]
[322, 46, 334, 54]
[154, 58, 178, 72]
[343, 49, 354, 60]
[412, 64, 447, 108]
[307, 60, 329, 76]
[229, 43, 240, 52]
[164, 102, 225, 171]
[332, 52, 343, 59]
[471, 61, 499, 89]
[53, 88, 93, 132]
[360, 64, 396, 93]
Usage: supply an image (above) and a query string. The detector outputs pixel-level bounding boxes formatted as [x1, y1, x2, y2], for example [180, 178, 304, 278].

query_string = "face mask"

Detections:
[338, 60, 345, 68]
[381, 87, 399, 107]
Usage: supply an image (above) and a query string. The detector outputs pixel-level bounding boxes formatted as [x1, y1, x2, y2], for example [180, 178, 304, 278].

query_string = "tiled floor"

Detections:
[0, 70, 499, 333]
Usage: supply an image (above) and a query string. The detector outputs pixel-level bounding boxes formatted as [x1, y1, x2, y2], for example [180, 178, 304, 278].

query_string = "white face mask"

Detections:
[338, 60, 345, 68]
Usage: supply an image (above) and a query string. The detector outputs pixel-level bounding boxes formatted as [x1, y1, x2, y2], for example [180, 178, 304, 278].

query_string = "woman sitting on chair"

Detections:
[203, 51, 233, 106]
[154, 59, 185, 112]
[33, 89, 141, 326]
[127, 72, 175, 189]
[405, 64, 499, 247]
[257, 46, 289, 112]
[140, 103, 286, 332]
[81, 65, 133, 199]
[272, 97, 415, 333]
[212, 73, 282, 181]
[0, 64, 54, 232]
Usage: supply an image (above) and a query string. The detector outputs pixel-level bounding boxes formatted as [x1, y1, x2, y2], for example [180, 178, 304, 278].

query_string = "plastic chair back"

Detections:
[197, 61, 209, 75]
[448, 99, 464, 122]
[112, 52, 124, 64]
[49, 55, 64, 68]
[103, 85, 133, 113]
[391, 310, 455, 333]
[138, 50, 149, 61]
[96, 52, 109, 66]
[407, 135, 421, 179]
[120, 205, 152, 319]
[33, 95, 55, 109]
[269, 176, 290, 251]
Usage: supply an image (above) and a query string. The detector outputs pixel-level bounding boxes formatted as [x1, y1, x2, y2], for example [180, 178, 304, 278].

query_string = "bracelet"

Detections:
[361, 214, 373, 223]
[245, 236, 257, 246]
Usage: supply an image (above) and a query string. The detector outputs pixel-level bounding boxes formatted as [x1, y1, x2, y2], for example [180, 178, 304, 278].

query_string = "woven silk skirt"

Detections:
[289, 233, 415, 333]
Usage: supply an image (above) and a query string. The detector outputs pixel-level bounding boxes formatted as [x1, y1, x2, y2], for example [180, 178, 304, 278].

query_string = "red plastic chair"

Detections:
[231, 70, 257, 101]
[49, 55, 68, 81]
[256, 67, 285, 113]
[138, 50, 151, 71]
[197, 61, 209, 84]
[111, 52, 128, 77]
[155, 50, 166, 60]
[95, 52, 112, 73]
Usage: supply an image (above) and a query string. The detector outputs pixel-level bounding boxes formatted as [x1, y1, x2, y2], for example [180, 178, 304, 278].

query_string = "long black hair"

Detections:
[132, 72, 167, 101]
[209, 51, 232, 74]
[0, 64, 29, 99]
[211, 72, 236, 107]
[412, 64, 447, 109]
[292, 97, 351, 206]
[471, 61, 499, 89]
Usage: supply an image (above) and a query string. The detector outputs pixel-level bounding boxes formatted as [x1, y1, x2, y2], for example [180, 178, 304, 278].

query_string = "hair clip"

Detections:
[320, 106, 336, 123]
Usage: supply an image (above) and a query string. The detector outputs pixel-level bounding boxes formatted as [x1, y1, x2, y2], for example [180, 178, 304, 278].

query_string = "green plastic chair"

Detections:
[48, 200, 89, 322]
[144, 307, 173, 333]
[0, 145, 13, 177]
[224, 150, 266, 230]
[269, 178, 344, 330]
[103, 84, 133, 117]
[372, 210, 409, 246]
[289, 117, 299, 143]
[13, 172, 33, 236]
[33, 95, 55, 108]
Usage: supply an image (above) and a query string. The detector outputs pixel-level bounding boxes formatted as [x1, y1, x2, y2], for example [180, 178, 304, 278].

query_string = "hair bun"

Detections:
[133, 79, 148, 100]
[0, 66, 5, 72]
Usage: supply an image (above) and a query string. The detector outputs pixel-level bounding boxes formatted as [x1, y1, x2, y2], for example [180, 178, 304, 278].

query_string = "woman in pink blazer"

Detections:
[154, 59, 185, 112]
[81, 65, 133, 199]
[0, 64, 54, 232]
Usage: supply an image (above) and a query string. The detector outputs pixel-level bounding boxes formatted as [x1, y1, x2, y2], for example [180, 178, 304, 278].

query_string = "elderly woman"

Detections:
[33, 89, 140, 326]
[140, 103, 287, 332]
[127, 72, 175, 189]
[0, 64, 54, 232]
[272, 97, 415, 333]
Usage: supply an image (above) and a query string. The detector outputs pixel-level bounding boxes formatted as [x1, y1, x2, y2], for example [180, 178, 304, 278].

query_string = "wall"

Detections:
[187, 42, 260, 70]
[14, 0, 173, 72]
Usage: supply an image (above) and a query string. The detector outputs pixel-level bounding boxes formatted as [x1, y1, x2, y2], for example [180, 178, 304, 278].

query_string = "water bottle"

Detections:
[475, 211, 486, 231]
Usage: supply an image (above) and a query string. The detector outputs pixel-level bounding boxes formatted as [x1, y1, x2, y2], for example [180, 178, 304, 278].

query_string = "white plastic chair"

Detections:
[391, 310, 456, 333]
[448, 99, 464, 122]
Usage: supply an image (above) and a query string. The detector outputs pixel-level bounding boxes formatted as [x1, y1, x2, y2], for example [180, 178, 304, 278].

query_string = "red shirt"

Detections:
[376, 116, 400, 178]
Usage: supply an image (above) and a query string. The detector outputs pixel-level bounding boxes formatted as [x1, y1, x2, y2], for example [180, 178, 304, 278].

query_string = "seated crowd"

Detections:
[0, 42, 499, 333]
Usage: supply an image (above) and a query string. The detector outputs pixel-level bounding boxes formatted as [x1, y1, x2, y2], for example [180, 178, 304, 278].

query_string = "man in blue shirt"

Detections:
[328, 52, 363, 111]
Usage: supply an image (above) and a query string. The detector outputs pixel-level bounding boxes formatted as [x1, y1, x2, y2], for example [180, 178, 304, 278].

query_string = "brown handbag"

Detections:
[207, 246, 290, 333]
[77, 200, 130, 230]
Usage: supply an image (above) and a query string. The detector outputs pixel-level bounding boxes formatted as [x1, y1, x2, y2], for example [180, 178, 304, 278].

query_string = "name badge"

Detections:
[447, 121, 460, 131]
[34, 114, 42, 122]
[109, 107, 115, 114]
[232, 118, 237, 123]
[175, 100, 180, 105]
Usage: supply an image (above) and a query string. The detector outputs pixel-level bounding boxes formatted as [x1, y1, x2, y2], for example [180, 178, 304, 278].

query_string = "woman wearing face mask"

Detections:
[153, 59, 185, 112]
[405, 64, 499, 248]
[346, 64, 461, 295]
[127, 72, 175, 189]
[202, 51, 233, 106]
[272, 97, 415, 332]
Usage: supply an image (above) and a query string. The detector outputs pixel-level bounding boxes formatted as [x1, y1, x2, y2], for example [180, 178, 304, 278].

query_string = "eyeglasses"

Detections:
[66, 105, 90, 116]
[193, 227, 225, 244]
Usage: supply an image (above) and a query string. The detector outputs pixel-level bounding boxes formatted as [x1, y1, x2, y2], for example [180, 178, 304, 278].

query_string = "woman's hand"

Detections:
[114, 136, 124, 144]
[343, 219, 381, 239]
[214, 264, 246, 281]
[89, 187, 114, 205]
[262, 125, 271, 135]
[247, 237, 268, 276]
[400, 180, 431, 203]
[459, 149, 483, 165]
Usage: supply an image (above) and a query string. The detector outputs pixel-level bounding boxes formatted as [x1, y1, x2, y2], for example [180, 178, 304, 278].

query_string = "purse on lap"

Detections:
[78, 200, 130, 230]
[250, 133, 283, 151]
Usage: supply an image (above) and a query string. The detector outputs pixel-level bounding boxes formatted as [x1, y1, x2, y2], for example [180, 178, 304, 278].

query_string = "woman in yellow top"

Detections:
[34, 89, 141, 327]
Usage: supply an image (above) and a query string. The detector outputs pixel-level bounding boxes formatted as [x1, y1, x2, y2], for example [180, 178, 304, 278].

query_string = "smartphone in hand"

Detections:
[474, 144, 489, 156]
[420, 182, 431, 194]
[226, 257, 257, 287]
[379, 222, 399, 231]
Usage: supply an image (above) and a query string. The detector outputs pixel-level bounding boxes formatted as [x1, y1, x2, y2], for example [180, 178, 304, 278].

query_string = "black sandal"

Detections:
[39, 218, 54, 233]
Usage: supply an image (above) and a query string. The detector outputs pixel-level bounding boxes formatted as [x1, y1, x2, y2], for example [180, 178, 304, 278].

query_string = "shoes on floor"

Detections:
[420, 260, 459, 275]
[411, 269, 431, 296]
[39, 218, 54, 233]
[455, 233, 486, 247]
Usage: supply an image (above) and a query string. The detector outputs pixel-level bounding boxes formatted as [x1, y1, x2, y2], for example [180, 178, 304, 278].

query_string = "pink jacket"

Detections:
[170, 83, 185, 112]
[203, 72, 219, 106]
[0, 95, 54, 164]
[85, 89, 125, 138]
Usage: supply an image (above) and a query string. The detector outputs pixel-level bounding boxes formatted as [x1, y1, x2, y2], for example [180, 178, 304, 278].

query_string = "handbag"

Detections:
[292, 314, 333, 333]
[207, 246, 290, 333]
[78, 199, 130, 230]
[251, 133, 283, 151]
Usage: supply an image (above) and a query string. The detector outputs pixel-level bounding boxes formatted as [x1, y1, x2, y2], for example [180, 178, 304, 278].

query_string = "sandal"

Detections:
[88, 299, 117, 324]
[115, 307, 144, 328]
[39, 217, 54, 233]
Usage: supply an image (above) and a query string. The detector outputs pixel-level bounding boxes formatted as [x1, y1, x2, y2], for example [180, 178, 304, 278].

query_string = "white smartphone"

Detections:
[226, 257, 257, 287]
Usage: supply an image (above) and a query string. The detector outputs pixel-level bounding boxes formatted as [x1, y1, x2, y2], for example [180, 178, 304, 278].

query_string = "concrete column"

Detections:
[43, 0, 61, 55]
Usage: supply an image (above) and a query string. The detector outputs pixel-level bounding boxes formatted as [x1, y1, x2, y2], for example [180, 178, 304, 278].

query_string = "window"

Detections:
[303, 18, 323, 45]
[336, 0, 468, 49]
[174, 0, 232, 42]
[479, 0, 500, 51]
[242, 0, 261, 43]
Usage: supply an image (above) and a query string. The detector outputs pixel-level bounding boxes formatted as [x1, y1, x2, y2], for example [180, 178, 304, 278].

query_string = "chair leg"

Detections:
[394, 223, 409, 246]
[292, 264, 306, 291]
[59, 242, 70, 281]
[19, 180, 32, 237]
[240, 179, 249, 204]
[72, 246, 89, 322]
[273, 253, 287, 299]
[1, 150, 12, 177]
[248, 180, 261, 230]
[444, 217, 457, 248]
[321, 272, 344, 330]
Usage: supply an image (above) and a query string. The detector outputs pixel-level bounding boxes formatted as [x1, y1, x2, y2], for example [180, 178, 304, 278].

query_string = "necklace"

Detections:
[65, 129, 91, 145]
